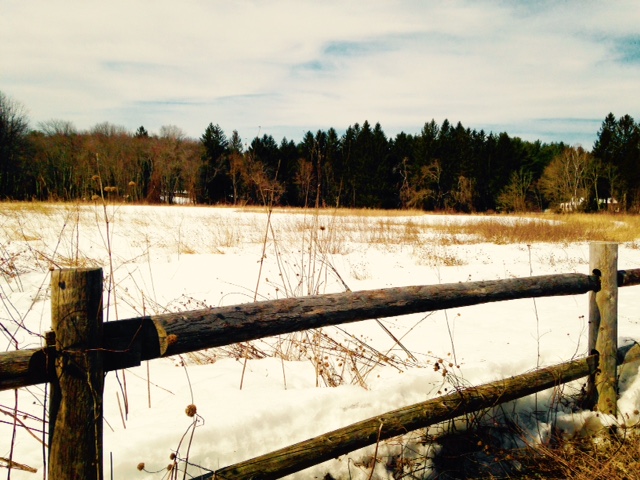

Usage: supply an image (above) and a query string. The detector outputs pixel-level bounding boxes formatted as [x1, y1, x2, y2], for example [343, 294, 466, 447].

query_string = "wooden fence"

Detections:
[1, 242, 640, 479]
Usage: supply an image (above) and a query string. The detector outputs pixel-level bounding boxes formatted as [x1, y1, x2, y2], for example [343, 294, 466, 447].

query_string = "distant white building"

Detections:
[559, 197, 618, 212]
[160, 190, 192, 205]
[559, 197, 584, 212]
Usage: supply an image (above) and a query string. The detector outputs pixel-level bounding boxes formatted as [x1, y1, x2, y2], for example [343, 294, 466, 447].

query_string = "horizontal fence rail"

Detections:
[1, 242, 639, 480]
[2, 269, 640, 392]
[202, 343, 640, 480]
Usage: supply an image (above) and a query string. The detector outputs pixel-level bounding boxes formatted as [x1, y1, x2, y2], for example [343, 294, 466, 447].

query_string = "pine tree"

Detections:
[198, 123, 230, 203]
[593, 113, 640, 210]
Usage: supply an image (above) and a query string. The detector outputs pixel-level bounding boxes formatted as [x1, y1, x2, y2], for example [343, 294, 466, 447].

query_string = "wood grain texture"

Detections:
[3, 268, 640, 391]
[48, 268, 104, 480]
[209, 355, 600, 479]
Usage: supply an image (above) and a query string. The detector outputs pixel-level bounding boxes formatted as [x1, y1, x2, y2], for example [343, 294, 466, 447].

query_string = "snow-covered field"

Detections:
[1, 204, 640, 479]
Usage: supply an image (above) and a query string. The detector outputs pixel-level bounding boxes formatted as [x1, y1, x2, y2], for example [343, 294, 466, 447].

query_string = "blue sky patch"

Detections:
[324, 39, 389, 57]
[102, 61, 171, 74]
[615, 36, 640, 64]
[293, 60, 328, 72]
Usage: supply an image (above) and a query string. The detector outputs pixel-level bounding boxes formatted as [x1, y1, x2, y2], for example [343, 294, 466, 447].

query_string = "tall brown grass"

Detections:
[241, 207, 640, 246]
[432, 213, 640, 245]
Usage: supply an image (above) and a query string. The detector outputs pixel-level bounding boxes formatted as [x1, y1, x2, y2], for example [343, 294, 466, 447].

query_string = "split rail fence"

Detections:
[1, 242, 640, 479]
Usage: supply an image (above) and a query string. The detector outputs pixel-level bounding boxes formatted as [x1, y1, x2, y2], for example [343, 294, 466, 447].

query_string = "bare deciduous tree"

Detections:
[539, 146, 594, 211]
[0, 91, 30, 197]
[498, 169, 535, 212]
[295, 158, 314, 208]
[449, 175, 476, 212]
[399, 159, 444, 210]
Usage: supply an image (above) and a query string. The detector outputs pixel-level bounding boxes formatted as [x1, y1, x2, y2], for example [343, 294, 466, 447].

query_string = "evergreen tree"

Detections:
[593, 113, 618, 165]
[448, 123, 477, 211]
[340, 121, 393, 208]
[247, 134, 283, 204]
[404, 120, 440, 209]
[338, 124, 358, 207]
[133, 131, 153, 202]
[322, 128, 342, 207]
[198, 123, 230, 204]
[593, 113, 640, 210]
[135, 126, 149, 138]
[278, 137, 300, 205]
[250, 134, 280, 174]
[227, 130, 245, 204]
[229, 130, 243, 153]
[389, 131, 415, 209]
[298, 131, 321, 207]
[433, 119, 456, 209]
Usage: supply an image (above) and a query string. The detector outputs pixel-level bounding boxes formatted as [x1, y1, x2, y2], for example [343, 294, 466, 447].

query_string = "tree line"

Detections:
[1, 91, 639, 212]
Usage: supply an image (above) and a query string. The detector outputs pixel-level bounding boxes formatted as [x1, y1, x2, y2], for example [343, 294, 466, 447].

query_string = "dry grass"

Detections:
[239, 206, 430, 389]
[512, 428, 640, 480]
[363, 411, 640, 480]
[430, 213, 640, 245]
[242, 206, 428, 217]
[0, 200, 63, 215]
[469, 422, 640, 480]
[3, 205, 638, 265]
[244, 209, 640, 253]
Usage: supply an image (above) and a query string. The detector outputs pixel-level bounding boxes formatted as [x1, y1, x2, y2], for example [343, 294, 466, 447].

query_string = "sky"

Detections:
[2, 0, 640, 147]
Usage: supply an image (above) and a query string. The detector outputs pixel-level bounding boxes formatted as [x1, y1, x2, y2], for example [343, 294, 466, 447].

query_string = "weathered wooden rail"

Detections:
[208, 344, 640, 480]
[7, 269, 640, 389]
[0, 242, 639, 479]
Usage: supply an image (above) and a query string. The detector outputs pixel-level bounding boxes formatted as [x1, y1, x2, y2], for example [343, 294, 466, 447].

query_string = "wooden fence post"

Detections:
[49, 268, 104, 480]
[587, 242, 618, 415]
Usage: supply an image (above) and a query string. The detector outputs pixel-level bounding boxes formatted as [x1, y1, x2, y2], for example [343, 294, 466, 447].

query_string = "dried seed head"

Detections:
[128, 181, 136, 187]
[137, 463, 145, 471]
[169, 453, 176, 460]
[92, 175, 100, 182]
[185, 404, 197, 417]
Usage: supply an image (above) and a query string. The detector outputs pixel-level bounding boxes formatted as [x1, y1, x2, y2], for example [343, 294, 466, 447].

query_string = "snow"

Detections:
[1, 204, 639, 479]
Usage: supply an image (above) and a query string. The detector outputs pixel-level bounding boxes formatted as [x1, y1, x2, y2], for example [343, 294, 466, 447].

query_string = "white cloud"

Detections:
[1, 0, 639, 144]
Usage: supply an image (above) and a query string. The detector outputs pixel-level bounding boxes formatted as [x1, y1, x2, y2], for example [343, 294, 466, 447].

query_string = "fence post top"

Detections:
[51, 267, 103, 273]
